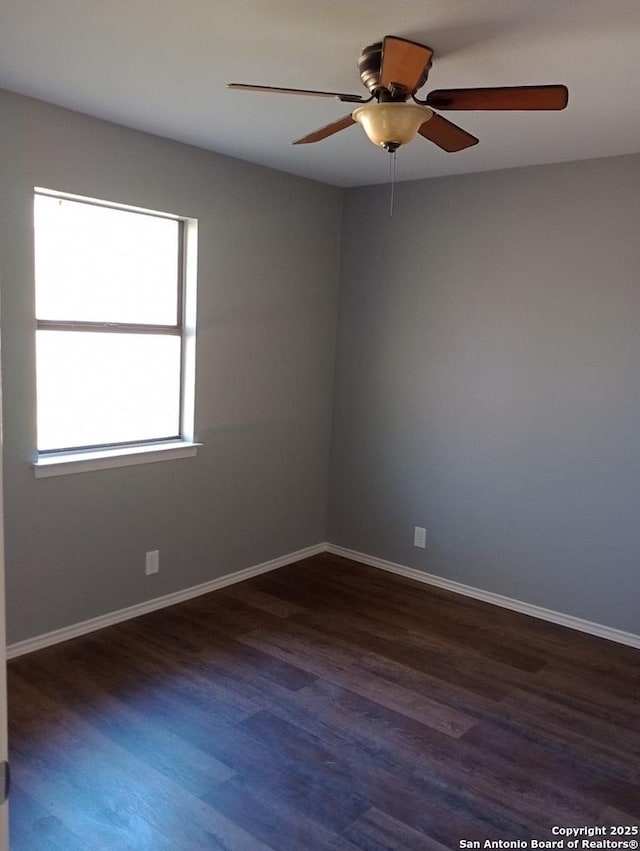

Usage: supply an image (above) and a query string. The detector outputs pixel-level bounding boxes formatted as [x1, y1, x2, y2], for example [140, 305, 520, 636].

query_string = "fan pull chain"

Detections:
[388, 149, 397, 217]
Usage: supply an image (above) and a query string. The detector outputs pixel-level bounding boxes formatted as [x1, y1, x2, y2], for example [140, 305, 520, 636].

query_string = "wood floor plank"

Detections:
[239, 620, 477, 736]
[119, 607, 317, 692]
[10, 734, 180, 851]
[8, 554, 640, 849]
[462, 717, 640, 795]
[206, 774, 364, 851]
[344, 807, 452, 851]
[512, 664, 640, 730]
[287, 605, 529, 701]
[501, 688, 640, 765]
[9, 671, 274, 851]
[13, 651, 236, 798]
[216, 583, 307, 618]
[598, 807, 640, 827]
[237, 708, 560, 840]
[249, 690, 605, 831]
[8, 783, 89, 851]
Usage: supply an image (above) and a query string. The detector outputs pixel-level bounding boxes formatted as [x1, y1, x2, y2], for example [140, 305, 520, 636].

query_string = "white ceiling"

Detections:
[2, 0, 640, 187]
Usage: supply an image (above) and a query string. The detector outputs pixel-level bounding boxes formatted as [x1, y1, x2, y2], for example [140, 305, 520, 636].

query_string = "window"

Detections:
[33, 189, 198, 475]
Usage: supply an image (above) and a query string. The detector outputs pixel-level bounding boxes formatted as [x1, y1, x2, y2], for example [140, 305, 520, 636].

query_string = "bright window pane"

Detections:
[34, 194, 179, 324]
[36, 331, 181, 451]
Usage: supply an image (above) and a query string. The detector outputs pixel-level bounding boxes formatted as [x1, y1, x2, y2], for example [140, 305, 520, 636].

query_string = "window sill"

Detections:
[33, 441, 202, 478]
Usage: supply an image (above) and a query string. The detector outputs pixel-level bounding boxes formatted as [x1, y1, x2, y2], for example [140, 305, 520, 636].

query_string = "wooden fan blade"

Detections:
[427, 85, 569, 111]
[380, 36, 433, 94]
[293, 114, 357, 145]
[227, 83, 365, 103]
[418, 114, 479, 152]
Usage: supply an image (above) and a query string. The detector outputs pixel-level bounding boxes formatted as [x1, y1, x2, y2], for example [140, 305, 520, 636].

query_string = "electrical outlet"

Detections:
[413, 526, 426, 549]
[145, 550, 160, 575]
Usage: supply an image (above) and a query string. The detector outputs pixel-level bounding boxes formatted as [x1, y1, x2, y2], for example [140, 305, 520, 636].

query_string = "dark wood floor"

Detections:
[8, 553, 640, 850]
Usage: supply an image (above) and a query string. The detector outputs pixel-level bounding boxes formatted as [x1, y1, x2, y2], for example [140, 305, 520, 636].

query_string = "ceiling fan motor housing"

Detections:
[358, 41, 430, 100]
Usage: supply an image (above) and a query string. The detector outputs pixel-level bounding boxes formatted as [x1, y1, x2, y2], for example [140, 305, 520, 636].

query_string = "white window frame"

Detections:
[32, 189, 200, 478]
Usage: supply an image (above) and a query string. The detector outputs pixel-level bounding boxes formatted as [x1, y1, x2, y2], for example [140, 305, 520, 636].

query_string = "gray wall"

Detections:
[0, 89, 342, 644]
[330, 154, 640, 635]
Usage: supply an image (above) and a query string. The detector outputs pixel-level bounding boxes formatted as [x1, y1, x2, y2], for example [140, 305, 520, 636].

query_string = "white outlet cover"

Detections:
[413, 527, 426, 549]
[145, 549, 160, 574]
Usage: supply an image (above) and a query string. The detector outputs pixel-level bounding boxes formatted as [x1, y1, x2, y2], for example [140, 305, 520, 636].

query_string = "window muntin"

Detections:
[34, 190, 189, 455]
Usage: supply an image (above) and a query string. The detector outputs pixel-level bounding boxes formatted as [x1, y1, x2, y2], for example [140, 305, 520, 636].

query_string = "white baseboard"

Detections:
[326, 544, 640, 650]
[8, 541, 640, 658]
[6, 543, 326, 659]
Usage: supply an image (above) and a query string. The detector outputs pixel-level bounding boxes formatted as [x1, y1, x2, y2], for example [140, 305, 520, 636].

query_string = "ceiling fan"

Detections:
[228, 35, 568, 153]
